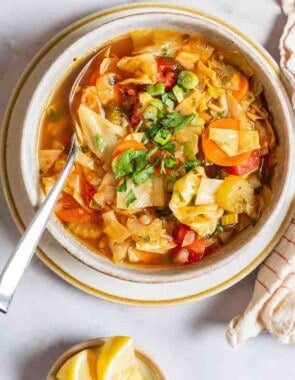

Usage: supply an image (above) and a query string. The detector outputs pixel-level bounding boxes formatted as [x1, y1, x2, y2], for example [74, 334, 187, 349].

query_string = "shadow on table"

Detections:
[20, 338, 84, 380]
[191, 270, 257, 329]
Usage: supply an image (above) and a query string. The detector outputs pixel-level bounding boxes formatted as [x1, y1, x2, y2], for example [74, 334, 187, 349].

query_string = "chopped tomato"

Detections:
[156, 56, 178, 90]
[202, 118, 251, 166]
[56, 207, 91, 223]
[187, 237, 206, 256]
[156, 56, 178, 72]
[232, 74, 250, 100]
[82, 179, 96, 204]
[174, 224, 191, 246]
[112, 140, 146, 157]
[187, 250, 204, 264]
[227, 150, 260, 175]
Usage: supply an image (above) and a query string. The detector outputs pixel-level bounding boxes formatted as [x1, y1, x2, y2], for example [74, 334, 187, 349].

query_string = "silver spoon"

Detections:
[0, 51, 102, 313]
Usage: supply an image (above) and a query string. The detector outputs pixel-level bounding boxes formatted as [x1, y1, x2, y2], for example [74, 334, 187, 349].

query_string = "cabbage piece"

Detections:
[209, 128, 239, 156]
[255, 119, 276, 150]
[175, 51, 199, 70]
[116, 177, 166, 209]
[80, 87, 105, 116]
[91, 173, 116, 209]
[176, 89, 202, 115]
[39, 149, 62, 173]
[63, 170, 85, 208]
[102, 210, 131, 244]
[125, 132, 145, 143]
[99, 57, 119, 75]
[42, 175, 57, 195]
[131, 30, 183, 56]
[117, 54, 157, 83]
[78, 104, 125, 163]
[175, 204, 224, 236]
[221, 50, 254, 77]
[169, 168, 224, 236]
[195, 178, 223, 205]
[127, 218, 176, 254]
[226, 92, 253, 130]
[119, 75, 153, 85]
[197, 61, 217, 81]
[109, 239, 131, 263]
[239, 130, 260, 153]
[209, 128, 260, 156]
[183, 38, 214, 62]
[169, 171, 200, 211]
[68, 223, 101, 239]
[75, 150, 96, 170]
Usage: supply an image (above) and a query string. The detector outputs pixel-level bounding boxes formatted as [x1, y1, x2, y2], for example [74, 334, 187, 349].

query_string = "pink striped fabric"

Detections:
[226, 1, 295, 347]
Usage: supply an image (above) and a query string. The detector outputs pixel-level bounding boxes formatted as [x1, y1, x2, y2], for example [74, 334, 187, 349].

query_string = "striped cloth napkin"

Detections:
[226, 0, 295, 348]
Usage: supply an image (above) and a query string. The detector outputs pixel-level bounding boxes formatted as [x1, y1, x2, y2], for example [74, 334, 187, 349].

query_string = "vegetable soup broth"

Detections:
[39, 30, 278, 267]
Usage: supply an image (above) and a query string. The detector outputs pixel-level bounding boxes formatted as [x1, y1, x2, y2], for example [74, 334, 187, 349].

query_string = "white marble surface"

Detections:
[0, 0, 294, 379]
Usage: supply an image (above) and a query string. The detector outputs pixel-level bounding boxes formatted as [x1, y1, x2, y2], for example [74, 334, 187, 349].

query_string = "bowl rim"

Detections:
[46, 337, 167, 380]
[20, 10, 295, 283]
[1, 3, 293, 288]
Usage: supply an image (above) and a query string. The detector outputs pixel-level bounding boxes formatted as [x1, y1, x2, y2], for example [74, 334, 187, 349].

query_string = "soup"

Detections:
[38, 29, 278, 267]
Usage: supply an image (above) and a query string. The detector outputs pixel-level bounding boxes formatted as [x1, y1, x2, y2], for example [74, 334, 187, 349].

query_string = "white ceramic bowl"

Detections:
[21, 11, 295, 284]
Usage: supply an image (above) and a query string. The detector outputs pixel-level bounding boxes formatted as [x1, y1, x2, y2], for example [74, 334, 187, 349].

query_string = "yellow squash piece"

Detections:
[215, 176, 255, 215]
[56, 349, 98, 380]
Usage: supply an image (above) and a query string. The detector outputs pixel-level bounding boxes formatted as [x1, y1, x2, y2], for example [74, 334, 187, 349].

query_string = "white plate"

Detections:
[1, 3, 294, 306]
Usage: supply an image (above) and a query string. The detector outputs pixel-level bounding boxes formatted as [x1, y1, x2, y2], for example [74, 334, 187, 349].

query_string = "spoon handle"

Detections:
[0, 136, 77, 313]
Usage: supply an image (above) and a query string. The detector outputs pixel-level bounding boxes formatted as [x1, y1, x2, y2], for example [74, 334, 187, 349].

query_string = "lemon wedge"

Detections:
[97, 336, 139, 380]
[56, 349, 98, 380]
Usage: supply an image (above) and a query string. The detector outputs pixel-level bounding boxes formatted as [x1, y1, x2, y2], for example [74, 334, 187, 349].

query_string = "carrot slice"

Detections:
[56, 207, 91, 223]
[202, 118, 251, 166]
[112, 140, 146, 157]
[232, 74, 250, 100]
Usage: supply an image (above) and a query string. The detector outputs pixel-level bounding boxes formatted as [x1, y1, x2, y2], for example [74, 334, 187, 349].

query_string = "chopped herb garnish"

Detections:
[214, 223, 224, 233]
[162, 47, 169, 57]
[47, 109, 60, 123]
[164, 157, 176, 168]
[162, 141, 176, 154]
[161, 112, 195, 132]
[154, 128, 172, 145]
[117, 178, 127, 192]
[126, 190, 137, 208]
[181, 160, 201, 172]
[217, 111, 226, 119]
[94, 134, 106, 152]
[133, 164, 154, 185]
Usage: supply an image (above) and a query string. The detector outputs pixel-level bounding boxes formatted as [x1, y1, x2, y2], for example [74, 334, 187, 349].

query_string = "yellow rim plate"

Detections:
[1, 3, 294, 306]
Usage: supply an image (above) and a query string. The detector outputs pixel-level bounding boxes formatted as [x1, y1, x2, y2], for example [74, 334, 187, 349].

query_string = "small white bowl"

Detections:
[46, 337, 167, 380]
[21, 11, 295, 284]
